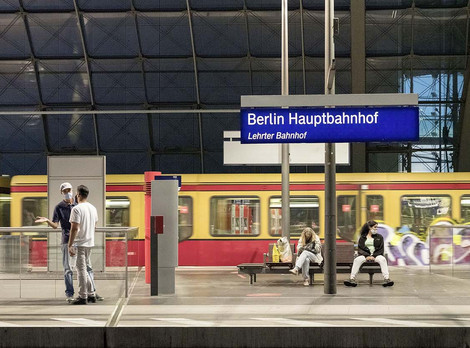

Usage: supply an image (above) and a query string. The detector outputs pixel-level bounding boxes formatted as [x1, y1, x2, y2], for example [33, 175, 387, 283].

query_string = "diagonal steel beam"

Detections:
[90, 60, 143, 101]
[29, 14, 78, 55]
[40, 60, 90, 102]
[18, 0, 51, 154]
[243, 0, 253, 95]
[299, 0, 306, 94]
[0, 61, 38, 102]
[0, 14, 29, 54]
[137, 12, 190, 57]
[73, 0, 99, 155]
[130, 0, 155, 170]
[186, 0, 204, 173]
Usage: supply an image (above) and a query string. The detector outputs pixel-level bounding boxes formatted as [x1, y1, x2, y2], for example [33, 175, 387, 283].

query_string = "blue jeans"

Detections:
[61, 244, 97, 297]
[61, 243, 74, 297]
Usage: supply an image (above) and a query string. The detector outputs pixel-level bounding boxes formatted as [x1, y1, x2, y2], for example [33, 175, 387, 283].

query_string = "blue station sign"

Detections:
[240, 106, 419, 144]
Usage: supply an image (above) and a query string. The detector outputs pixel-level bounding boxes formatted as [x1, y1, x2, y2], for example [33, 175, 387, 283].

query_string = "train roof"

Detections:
[10, 174, 145, 187]
[9, 172, 470, 188]
[177, 172, 470, 185]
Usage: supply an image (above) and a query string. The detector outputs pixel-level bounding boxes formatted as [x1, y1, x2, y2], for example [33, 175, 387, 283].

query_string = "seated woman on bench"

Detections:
[289, 227, 323, 286]
[344, 220, 394, 287]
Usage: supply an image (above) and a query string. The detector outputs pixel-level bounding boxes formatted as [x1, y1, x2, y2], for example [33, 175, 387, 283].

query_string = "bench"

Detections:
[237, 242, 384, 285]
[237, 243, 296, 285]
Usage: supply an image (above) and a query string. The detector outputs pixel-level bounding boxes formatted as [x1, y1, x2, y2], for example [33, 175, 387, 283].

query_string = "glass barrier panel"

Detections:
[429, 225, 470, 279]
[0, 227, 137, 298]
[452, 225, 470, 279]
[0, 231, 22, 297]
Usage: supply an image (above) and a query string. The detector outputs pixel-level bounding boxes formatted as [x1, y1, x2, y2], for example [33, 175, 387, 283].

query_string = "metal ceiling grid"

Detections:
[0, 0, 468, 175]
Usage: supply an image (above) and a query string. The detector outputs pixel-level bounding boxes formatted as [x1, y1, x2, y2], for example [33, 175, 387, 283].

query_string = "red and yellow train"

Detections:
[4, 172, 470, 266]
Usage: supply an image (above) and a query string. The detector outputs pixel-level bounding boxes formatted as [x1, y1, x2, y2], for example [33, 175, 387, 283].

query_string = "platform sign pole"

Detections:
[324, 0, 337, 295]
[281, 0, 290, 242]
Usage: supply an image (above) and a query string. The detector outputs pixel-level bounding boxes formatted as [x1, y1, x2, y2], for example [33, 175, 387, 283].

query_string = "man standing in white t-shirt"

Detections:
[68, 185, 99, 305]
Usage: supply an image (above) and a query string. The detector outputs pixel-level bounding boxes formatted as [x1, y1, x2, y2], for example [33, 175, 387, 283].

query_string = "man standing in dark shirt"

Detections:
[36, 182, 103, 303]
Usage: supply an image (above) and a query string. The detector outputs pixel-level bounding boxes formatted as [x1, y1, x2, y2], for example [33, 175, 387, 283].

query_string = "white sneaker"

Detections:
[66, 296, 73, 304]
[303, 279, 310, 286]
[289, 268, 299, 275]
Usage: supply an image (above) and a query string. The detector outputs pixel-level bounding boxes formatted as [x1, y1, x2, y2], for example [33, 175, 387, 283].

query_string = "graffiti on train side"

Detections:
[377, 220, 470, 266]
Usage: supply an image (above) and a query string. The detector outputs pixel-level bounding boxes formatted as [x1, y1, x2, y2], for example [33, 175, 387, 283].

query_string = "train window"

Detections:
[22, 197, 47, 226]
[210, 197, 260, 236]
[460, 195, 470, 223]
[337, 195, 356, 241]
[269, 196, 320, 237]
[178, 196, 193, 242]
[366, 195, 384, 221]
[105, 197, 130, 227]
[401, 195, 452, 234]
[0, 196, 10, 227]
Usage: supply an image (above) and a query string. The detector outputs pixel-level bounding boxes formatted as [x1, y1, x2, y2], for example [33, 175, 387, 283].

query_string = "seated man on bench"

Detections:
[344, 220, 394, 287]
[289, 227, 323, 286]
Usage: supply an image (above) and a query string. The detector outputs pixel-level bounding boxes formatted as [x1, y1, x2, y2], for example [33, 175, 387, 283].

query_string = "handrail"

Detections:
[0, 227, 138, 234]
[429, 224, 470, 230]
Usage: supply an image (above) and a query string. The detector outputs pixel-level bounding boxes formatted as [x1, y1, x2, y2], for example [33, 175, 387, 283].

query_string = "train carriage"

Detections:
[8, 172, 470, 267]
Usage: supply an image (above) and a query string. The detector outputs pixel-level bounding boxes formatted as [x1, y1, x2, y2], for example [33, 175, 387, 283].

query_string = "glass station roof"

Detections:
[0, 0, 467, 174]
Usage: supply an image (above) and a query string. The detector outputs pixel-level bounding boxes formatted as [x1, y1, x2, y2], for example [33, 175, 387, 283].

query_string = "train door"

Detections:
[231, 200, 252, 235]
[366, 195, 384, 222]
[337, 195, 357, 241]
[270, 207, 282, 236]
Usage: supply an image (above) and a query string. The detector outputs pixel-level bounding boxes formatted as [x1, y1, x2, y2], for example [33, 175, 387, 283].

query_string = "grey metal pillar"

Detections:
[150, 179, 178, 295]
[324, 0, 337, 295]
[281, 0, 290, 241]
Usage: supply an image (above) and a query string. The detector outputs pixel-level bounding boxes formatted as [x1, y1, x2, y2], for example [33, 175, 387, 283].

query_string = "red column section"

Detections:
[144, 171, 162, 284]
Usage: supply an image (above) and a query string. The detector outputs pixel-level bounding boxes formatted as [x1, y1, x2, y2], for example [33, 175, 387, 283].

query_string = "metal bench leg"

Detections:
[250, 274, 254, 285]
[369, 273, 373, 285]
[310, 273, 314, 285]
[254, 274, 257, 283]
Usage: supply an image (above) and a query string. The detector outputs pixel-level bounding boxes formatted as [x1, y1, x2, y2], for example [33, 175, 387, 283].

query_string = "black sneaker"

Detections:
[87, 296, 96, 303]
[71, 297, 87, 305]
[88, 294, 104, 303]
[344, 278, 357, 287]
[383, 279, 394, 287]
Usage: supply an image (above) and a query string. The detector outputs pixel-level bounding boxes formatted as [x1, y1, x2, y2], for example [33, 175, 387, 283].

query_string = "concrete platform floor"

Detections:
[2, 266, 470, 347]
[0, 266, 469, 327]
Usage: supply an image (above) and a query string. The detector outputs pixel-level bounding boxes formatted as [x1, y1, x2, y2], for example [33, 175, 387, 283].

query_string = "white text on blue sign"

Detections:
[240, 106, 419, 143]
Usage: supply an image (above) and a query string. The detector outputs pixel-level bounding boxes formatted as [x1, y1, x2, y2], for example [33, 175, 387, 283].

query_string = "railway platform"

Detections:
[0, 266, 470, 347]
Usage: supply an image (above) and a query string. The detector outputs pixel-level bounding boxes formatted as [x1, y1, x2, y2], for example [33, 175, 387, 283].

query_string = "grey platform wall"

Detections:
[47, 156, 106, 272]
[0, 327, 469, 348]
